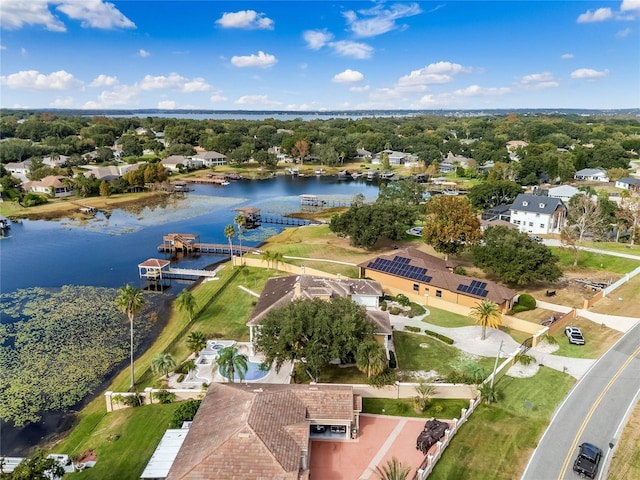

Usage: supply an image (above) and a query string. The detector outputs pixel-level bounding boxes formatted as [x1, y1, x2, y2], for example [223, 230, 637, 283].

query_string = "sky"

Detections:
[0, 0, 639, 111]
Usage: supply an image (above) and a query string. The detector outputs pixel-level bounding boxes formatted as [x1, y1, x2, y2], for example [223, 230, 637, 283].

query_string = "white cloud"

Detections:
[0, 69, 82, 90]
[0, 0, 67, 32]
[0, 45, 7, 50]
[621, 0, 640, 12]
[397, 61, 472, 87]
[231, 51, 277, 68]
[210, 94, 228, 103]
[21, 48, 28, 56]
[56, 0, 135, 29]
[139, 73, 211, 92]
[89, 74, 118, 87]
[216, 10, 274, 29]
[50, 96, 74, 107]
[332, 69, 364, 83]
[453, 85, 511, 97]
[350, 85, 370, 93]
[570, 68, 609, 79]
[158, 100, 177, 109]
[285, 103, 314, 111]
[234, 95, 281, 106]
[343, 3, 422, 38]
[328, 41, 373, 59]
[616, 27, 632, 37]
[519, 72, 555, 84]
[138, 49, 150, 58]
[577, 8, 613, 23]
[561, 53, 575, 59]
[303, 29, 334, 50]
[92, 84, 139, 107]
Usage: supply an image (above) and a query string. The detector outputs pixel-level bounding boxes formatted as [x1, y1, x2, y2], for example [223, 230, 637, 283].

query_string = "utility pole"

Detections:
[490, 340, 504, 391]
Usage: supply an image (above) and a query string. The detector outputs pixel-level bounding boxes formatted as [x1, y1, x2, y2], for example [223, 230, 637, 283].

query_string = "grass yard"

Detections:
[551, 247, 640, 275]
[363, 397, 470, 420]
[422, 306, 475, 328]
[59, 403, 181, 480]
[393, 331, 496, 380]
[429, 367, 576, 480]
[589, 272, 640, 316]
[550, 317, 622, 359]
[580, 240, 640, 257]
[608, 401, 640, 480]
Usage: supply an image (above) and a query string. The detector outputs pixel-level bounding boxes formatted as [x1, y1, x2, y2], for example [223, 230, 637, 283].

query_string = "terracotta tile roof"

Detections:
[166, 384, 356, 480]
[138, 258, 170, 268]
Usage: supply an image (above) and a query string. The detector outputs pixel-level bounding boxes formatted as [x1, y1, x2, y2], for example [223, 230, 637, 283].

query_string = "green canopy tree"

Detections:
[6, 450, 65, 480]
[115, 284, 145, 389]
[467, 180, 523, 210]
[469, 300, 502, 340]
[151, 352, 177, 380]
[216, 346, 248, 383]
[254, 297, 375, 382]
[224, 224, 236, 267]
[176, 289, 197, 322]
[472, 226, 561, 285]
[186, 331, 207, 357]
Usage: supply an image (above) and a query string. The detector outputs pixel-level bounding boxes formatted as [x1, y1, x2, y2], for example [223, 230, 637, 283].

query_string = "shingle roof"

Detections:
[617, 177, 640, 186]
[166, 384, 356, 480]
[510, 193, 566, 215]
[575, 168, 606, 176]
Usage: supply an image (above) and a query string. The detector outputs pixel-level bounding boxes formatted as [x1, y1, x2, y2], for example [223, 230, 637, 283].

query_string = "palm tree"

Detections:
[151, 352, 177, 380]
[186, 331, 207, 358]
[224, 224, 236, 268]
[115, 284, 144, 389]
[216, 346, 248, 383]
[176, 289, 197, 322]
[469, 300, 502, 341]
[261, 250, 274, 270]
[271, 251, 284, 273]
[413, 382, 437, 412]
[374, 457, 411, 480]
[234, 214, 246, 266]
[355, 339, 388, 378]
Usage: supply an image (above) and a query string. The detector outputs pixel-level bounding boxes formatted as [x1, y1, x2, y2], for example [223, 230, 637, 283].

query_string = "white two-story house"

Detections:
[510, 193, 567, 235]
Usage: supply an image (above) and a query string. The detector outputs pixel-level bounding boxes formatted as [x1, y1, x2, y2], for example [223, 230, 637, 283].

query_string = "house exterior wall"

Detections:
[510, 210, 555, 234]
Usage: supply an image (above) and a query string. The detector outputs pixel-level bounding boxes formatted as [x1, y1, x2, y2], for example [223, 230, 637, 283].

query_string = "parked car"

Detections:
[573, 442, 602, 478]
[565, 326, 585, 345]
[529, 235, 543, 242]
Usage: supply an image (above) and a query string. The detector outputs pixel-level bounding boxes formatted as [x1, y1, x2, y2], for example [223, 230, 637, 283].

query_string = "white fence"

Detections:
[603, 265, 640, 296]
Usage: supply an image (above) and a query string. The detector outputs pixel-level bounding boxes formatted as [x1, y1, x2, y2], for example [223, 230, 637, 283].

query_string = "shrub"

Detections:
[176, 374, 185, 383]
[380, 301, 388, 311]
[396, 294, 410, 307]
[123, 393, 143, 407]
[424, 330, 454, 345]
[388, 306, 402, 315]
[175, 360, 195, 374]
[517, 293, 536, 310]
[169, 399, 202, 428]
[153, 390, 176, 404]
[409, 302, 426, 316]
[541, 333, 558, 345]
[404, 325, 421, 333]
[389, 350, 397, 369]
[453, 266, 467, 276]
[368, 369, 396, 388]
[515, 353, 535, 366]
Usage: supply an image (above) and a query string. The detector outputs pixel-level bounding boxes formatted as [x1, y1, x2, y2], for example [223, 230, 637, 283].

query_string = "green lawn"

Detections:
[551, 247, 640, 274]
[580, 240, 640, 257]
[363, 397, 470, 419]
[429, 367, 576, 480]
[59, 403, 181, 480]
[550, 317, 622, 359]
[423, 306, 475, 328]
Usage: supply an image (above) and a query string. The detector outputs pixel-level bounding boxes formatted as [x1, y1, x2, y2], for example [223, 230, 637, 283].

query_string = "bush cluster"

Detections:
[424, 330, 454, 345]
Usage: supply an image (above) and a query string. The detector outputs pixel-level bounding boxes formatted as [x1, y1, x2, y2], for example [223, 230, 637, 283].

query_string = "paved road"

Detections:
[521, 320, 640, 480]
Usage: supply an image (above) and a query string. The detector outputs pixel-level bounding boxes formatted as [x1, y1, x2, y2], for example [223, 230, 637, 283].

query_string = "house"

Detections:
[246, 275, 392, 356]
[82, 163, 142, 181]
[191, 150, 226, 167]
[23, 175, 73, 197]
[42, 155, 69, 168]
[574, 168, 609, 182]
[547, 185, 581, 203]
[355, 148, 371, 160]
[161, 155, 189, 172]
[615, 177, 640, 192]
[372, 150, 409, 166]
[481, 204, 511, 222]
[164, 383, 361, 479]
[358, 247, 517, 313]
[510, 193, 567, 234]
[480, 218, 518, 232]
[5, 160, 31, 181]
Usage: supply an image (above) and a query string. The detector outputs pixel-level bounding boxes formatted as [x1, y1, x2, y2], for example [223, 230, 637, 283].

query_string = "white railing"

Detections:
[603, 265, 640, 296]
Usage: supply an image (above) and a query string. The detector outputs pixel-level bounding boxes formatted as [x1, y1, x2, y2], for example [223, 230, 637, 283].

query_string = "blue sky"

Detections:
[0, 1, 638, 110]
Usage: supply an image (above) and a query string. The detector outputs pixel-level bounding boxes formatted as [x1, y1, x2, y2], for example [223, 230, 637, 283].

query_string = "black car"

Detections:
[573, 442, 602, 478]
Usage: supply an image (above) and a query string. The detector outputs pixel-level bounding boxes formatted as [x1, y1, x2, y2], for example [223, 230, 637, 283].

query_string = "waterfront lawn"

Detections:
[551, 247, 640, 274]
[429, 367, 575, 480]
[60, 403, 180, 480]
[363, 397, 470, 419]
[550, 317, 622, 359]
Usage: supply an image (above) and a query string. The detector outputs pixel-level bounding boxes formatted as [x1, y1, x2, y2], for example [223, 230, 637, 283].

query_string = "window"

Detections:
[536, 213, 540, 217]
[436, 290, 442, 298]
[413, 283, 419, 292]
[514, 220, 521, 225]
[539, 203, 545, 208]
[425, 287, 430, 293]
[522, 201, 528, 206]
[529, 222, 533, 227]
[540, 224, 544, 228]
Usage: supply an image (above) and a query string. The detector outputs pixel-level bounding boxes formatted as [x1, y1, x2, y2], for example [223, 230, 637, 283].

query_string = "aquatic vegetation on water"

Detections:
[0, 286, 160, 426]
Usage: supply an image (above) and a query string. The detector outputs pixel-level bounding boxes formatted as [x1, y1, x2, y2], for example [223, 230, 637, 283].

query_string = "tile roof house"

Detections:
[509, 193, 567, 235]
[23, 175, 73, 197]
[358, 247, 517, 313]
[574, 168, 609, 182]
[247, 275, 392, 355]
[165, 383, 361, 480]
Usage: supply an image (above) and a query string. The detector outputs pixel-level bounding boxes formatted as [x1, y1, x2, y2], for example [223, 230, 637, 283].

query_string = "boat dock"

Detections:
[299, 194, 350, 208]
[157, 234, 260, 255]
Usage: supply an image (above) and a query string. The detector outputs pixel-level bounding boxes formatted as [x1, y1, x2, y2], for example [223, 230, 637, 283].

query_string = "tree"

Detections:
[99, 179, 111, 197]
[234, 214, 246, 265]
[186, 331, 207, 357]
[115, 284, 144, 389]
[253, 297, 375, 382]
[469, 300, 502, 340]
[176, 289, 197, 322]
[413, 382, 437, 412]
[261, 250, 274, 269]
[151, 352, 177, 380]
[422, 196, 481, 260]
[291, 139, 310, 166]
[374, 457, 411, 480]
[467, 180, 523, 210]
[216, 346, 248, 383]
[472, 226, 562, 285]
[566, 194, 606, 243]
[620, 192, 640, 245]
[377, 179, 425, 205]
[6, 450, 65, 480]
[355, 339, 388, 378]
[560, 226, 580, 266]
[224, 224, 236, 268]
[272, 251, 284, 273]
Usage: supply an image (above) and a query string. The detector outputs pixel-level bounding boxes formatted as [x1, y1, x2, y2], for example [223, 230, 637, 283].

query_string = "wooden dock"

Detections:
[158, 241, 260, 255]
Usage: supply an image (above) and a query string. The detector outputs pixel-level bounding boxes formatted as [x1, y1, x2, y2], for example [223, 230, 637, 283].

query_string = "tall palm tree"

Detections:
[176, 289, 197, 322]
[234, 214, 246, 266]
[216, 346, 248, 383]
[186, 331, 207, 358]
[115, 284, 145, 389]
[151, 352, 177, 380]
[469, 300, 502, 340]
[355, 339, 388, 378]
[271, 251, 284, 274]
[374, 457, 411, 480]
[224, 224, 236, 268]
[261, 250, 274, 270]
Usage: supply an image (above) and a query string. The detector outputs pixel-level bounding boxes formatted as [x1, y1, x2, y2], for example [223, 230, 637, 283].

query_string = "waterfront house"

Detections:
[509, 193, 567, 235]
[358, 247, 517, 313]
[574, 168, 609, 182]
[372, 150, 410, 166]
[161, 155, 188, 172]
[23, 175, 73, 197]
[355, 148, 371, 160]
[82, 162, 142, 181]
[190, 150, 226, 167]
[163, 383, 361, 479]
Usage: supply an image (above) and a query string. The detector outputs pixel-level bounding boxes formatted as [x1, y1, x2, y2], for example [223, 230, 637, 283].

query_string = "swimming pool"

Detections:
[219, 360, 269, 381]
